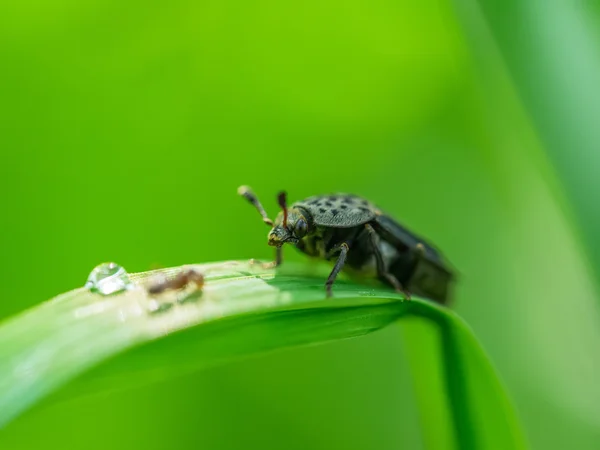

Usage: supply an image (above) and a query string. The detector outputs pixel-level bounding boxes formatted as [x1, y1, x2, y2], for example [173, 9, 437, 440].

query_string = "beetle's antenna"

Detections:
[238, 185, 273, 226]
[277, 191, 288, 228]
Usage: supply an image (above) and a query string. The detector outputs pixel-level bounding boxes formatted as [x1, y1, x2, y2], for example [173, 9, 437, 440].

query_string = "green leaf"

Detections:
[450, 3, 600, 448]
[0, 261, 525, 449]
[466, 0, 600, 281]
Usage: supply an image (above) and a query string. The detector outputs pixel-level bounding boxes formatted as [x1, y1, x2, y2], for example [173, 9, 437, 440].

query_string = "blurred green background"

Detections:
[2, 0, 600, 449]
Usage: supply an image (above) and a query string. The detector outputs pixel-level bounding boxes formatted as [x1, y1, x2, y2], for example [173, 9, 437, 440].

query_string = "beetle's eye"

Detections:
[294, 219, 308, 238]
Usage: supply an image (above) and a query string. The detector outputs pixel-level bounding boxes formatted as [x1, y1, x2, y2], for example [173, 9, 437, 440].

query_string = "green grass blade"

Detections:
[465, 0, 600, 282]
[0, 260, 525, 449]
[403, 309, 527, 450]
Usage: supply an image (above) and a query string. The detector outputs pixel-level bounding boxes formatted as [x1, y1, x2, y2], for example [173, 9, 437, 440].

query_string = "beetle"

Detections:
[238, 186, 454, 304]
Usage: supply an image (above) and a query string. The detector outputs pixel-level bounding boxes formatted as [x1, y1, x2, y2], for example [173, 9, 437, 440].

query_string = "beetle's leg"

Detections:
[365, 224, 411, 300]
[261, 246, 283, 269]
[325, 242, 349, 298]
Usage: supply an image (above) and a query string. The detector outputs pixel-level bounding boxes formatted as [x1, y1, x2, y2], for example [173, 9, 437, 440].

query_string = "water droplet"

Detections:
[85, 262, 133, 295]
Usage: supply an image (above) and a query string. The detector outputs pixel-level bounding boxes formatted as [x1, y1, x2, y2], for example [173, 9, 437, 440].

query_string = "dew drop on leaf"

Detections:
[85, 262, 133, 295]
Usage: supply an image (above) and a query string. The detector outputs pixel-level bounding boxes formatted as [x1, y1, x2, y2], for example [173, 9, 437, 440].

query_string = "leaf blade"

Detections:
[0, 260, 525, 450]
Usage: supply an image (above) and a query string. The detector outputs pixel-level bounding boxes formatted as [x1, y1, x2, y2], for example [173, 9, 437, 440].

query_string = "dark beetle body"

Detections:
[293, 194, 453, 303]
[239, 188, 454, 304]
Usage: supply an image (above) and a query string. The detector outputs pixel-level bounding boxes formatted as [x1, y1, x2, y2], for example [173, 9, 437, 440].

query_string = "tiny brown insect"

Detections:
[147, 269, 205, 295]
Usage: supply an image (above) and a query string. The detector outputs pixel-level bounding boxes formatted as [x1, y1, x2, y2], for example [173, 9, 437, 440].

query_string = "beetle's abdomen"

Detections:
[386, 252, 451, 303]
[351, 229, 452, 304]
[401, 258, 452, 304]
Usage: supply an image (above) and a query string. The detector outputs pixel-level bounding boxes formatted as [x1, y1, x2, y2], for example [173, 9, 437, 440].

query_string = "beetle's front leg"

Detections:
[260, 246, 282, 269]
[325, 242, 350, 298]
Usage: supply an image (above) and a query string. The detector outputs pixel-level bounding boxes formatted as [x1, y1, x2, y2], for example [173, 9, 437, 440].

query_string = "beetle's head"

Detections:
[268, 193, 310, 247]
[238, 186, 311, 247]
